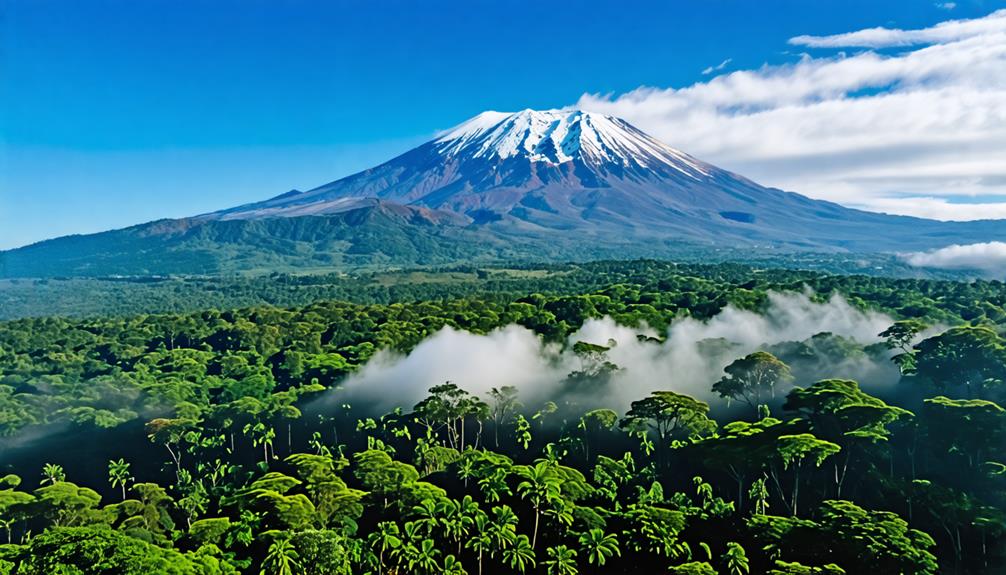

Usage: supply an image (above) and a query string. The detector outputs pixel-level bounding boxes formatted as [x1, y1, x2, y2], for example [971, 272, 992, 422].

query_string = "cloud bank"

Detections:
[576, 10, 1006, 221]
[329, 291, 896, 415]
[902, 241, 1006, 274]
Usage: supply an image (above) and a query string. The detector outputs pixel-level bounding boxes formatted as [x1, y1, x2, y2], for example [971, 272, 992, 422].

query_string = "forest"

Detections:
[1, 260, 1005, 574]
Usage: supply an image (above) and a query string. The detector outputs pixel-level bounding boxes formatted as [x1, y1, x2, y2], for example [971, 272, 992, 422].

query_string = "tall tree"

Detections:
[774, 434, 840, 516]
[516, 461, 561, 549]
[914, 326, 1006, 399]
[713, 352, 794, 415]
[621, 391, 716, 465]
[488, 386, 521, 448]
[879, 319, 927, 374]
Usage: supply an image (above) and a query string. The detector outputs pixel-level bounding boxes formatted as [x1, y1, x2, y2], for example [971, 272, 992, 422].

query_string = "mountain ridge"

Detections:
[3, 108, 1004, 278]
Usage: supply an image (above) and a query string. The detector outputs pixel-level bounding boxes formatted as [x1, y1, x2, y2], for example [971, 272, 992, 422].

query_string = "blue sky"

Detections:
[3, 0, 1004, 249]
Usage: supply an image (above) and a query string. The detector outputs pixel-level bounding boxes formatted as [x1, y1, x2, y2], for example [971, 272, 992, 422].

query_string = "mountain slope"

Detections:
[214, 109, 1005, 251]
[3, 109, 1004, 278]
[0, 201, 497, 277]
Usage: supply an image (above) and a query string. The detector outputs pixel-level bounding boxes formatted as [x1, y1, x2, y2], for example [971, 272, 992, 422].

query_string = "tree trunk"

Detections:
[769, 467, 792, 515]
[792, 467, 801, 517]
[532, 508, 540, 549]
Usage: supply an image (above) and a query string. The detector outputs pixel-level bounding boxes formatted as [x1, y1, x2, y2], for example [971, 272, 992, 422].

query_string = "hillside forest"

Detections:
[1, 261, 1006, 574]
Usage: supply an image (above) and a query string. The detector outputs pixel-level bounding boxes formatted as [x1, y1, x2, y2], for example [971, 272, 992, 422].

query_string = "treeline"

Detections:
[0, 260, 1004, 573]
[0, 259, 985, 320]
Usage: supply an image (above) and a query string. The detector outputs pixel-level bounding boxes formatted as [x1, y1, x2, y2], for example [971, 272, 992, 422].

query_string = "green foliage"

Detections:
[749, 500, 938, 575]
[713, 351, 793, 413]
[1, 260, 1004, 574]
[670, 562, 717, 575]
[11, 526, 235, 574]
[913, 326, 1006, 399]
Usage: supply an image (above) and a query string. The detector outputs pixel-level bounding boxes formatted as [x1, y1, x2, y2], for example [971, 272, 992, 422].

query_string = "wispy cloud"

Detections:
[577, 10, 1006, 221]
[902, 242, 1006, 274]
[936, 2, 957, 11]
[702, 58, 733, 75]
[789, 9, 998, 47]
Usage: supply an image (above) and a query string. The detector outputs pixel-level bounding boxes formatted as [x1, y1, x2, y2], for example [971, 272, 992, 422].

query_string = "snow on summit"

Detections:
[436, 109, 709, 178]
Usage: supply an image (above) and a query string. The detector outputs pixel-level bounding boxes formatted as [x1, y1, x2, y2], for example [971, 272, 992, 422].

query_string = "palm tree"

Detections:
[543, 498, 574, 537]
[442, 554, 467, 575]
[478, 468, 511, 503]
[409, 539, 441, 574]
[108, 458, 132, 500]
[488, 505, 518, 552]
[411, 497, 440, 537]
[243, 421, 275, 464]
[40, 463, 65, 485]
[516, 461, 560, 549]
[395, 521, 441, 575]
[457, 494, 481, 521]
[260, 538, 301, 575]
[578, 528, 620, 567]
[439, 497, 475, 555]
[544, 545, 578, 575]
[458, 455, 477, 488]
[368, 521, 401, 575]
[465, 513, 493, 575]
[503, 534, 536, 573]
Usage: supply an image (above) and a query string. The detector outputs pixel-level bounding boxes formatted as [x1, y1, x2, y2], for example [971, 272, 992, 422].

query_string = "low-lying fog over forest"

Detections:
[334, 291, 902, 414]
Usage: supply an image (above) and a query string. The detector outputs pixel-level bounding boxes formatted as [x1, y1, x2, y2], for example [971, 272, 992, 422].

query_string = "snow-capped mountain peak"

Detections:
[435, 109, 710, 178]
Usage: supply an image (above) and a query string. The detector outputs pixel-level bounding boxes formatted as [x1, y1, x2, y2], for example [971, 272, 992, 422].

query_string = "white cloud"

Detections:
[936, 2, 958, 11]
[790, 9, 1001, 47]
[576, 10, 1006, 221]
[702, 58, 732, 75]
[902, 241, 1006, 273]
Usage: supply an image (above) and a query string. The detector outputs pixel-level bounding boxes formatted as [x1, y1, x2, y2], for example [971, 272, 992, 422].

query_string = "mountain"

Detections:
[3, 109, 1004, 278]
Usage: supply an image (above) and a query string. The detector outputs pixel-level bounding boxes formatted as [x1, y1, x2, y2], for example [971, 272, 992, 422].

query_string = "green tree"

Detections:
[488, 386, 521, 447]
[442, 554, 467, 575]
[775, 434, 841, 516]
[260, 537, 301, 575]
[11, 525, 235, 574]
[713, 352, 794, 415]
[40, 463, 65, 486]
[621, 391, 715, 465]
[544, 544, 578, 575]
[465, 513, 493, 575]
[576, 409, 618, 461]
[503, 534, 536, 574]
[914, 326, 1006, 399]
[108, 458, 132, 501]
[368, 521, 401, 575]
[722, 541, 750, 575]
[879, 319, 927, 373]
[784, 379, 910, 497]
[922, 396, 1005, 472]
[516, 461, 562, 549]
[578, 528, 620, 566]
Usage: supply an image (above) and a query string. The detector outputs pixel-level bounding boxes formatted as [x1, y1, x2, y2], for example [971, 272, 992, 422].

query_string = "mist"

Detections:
[902, 241, 1006, 277]
[323, 291, 899, 416]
